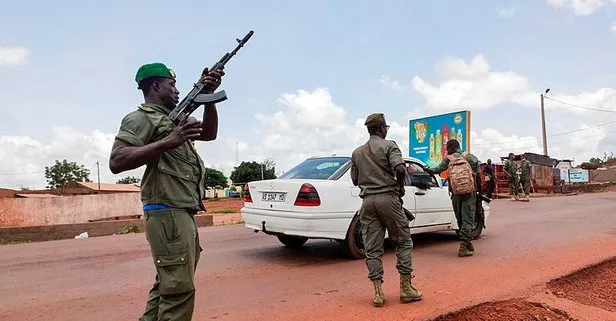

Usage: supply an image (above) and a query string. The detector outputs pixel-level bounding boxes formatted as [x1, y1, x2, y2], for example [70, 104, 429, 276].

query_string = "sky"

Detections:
[1, 0, 616, 189]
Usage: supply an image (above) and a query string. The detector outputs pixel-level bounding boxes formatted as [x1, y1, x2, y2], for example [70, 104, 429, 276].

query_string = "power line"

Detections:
[0, 171, 44, 176]
[470, 120, 616, 147]
[544, 96, 616, 113]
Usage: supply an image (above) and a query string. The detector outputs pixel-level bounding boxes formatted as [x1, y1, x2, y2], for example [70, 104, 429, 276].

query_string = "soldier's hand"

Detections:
[200, 66, 225, 94]
[165, 116, 202, 148]
[399, 186, 405, 197]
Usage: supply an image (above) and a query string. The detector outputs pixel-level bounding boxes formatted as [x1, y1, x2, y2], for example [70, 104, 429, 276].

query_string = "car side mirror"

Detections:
[410, 173, 432, 190]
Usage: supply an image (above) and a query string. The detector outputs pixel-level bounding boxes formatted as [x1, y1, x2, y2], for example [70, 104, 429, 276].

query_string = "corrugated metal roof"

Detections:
[73, 182, 141, 192]
[15, 193, 60, 198]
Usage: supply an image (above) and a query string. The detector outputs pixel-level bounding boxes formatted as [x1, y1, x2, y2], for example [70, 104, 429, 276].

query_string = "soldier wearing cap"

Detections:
[350, 113, 422, 307]
[109, 62, 224, 321]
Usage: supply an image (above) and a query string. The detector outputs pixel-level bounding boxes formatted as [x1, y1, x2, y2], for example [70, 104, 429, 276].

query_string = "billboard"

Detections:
[561, 168, 590, 183]
[409, 110, 471, 179]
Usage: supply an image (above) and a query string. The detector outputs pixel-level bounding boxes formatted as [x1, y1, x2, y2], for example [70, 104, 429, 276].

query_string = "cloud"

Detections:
[0, 127, 123, 189]
[379, 75, 404, 91]
[382, 54, 616, 115]
[408, 55, 533, 110]
[547, 0, 616, 16]
[0, 46, 30, 67]
[611, 22, 616, 34]
[2, 82, 614, 190]
[497, 6, 517, 18]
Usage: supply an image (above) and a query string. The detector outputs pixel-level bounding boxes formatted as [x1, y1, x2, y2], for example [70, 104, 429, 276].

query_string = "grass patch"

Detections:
[1, 239, 32, 245]
[119, 224, 143, 234]
[211, 209, 238, 214]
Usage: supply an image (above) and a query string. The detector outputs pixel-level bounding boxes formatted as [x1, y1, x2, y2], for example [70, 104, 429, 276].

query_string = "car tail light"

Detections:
[294, 183, 321, 206]
[244, 184, 252, 203]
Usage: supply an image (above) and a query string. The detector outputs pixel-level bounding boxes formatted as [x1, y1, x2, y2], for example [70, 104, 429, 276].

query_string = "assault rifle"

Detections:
[168, 30, 254, 125]
[477, 193, 492, 204]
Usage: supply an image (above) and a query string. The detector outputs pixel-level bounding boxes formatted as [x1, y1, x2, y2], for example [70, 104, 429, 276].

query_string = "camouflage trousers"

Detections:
[139, 209, 202, 321]
[451, 193, 476, 244]
[359, 193, 413, 281]
[521, 175, 531, 195]
[508, 175, 519, 195]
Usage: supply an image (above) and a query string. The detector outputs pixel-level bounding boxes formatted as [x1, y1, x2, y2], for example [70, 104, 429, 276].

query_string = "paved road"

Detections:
[1, 192, 616, 321]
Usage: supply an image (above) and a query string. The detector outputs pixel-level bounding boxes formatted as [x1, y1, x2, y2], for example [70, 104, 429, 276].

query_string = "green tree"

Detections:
[230, 159, 277, 184]
[205, 168, 229, 189]
[117, 176, 140, 184]
[589, 157, 603, 164]
[44, 159, 91, 189]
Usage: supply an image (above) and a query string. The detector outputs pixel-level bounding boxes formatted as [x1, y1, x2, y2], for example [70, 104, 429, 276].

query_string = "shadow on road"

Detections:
[239, 231, 462, 267]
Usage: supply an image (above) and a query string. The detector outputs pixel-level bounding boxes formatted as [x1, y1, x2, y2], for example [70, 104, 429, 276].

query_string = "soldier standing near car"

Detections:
[109, 62, 224, 321]
[504, 153, 519, 201]
[520, 156, 532, 201]
[350, 113, 422, 308]
[426, 139, 481, 257]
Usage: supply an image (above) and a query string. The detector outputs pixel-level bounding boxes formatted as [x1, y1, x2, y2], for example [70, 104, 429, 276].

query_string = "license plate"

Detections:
[262, 192, 286, 202]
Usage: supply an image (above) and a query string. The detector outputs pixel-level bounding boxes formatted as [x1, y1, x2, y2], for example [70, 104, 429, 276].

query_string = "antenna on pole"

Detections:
[235, 141, 239, 165]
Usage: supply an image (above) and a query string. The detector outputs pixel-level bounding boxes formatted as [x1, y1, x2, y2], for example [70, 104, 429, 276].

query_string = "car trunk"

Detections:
[244, 179, 321, 212]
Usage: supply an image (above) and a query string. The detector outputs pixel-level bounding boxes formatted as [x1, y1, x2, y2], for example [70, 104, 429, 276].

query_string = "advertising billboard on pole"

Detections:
[409, 110, 471, 179]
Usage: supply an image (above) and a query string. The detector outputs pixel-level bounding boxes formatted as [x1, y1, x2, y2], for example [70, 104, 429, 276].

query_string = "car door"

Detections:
[405, 162, 454, 228]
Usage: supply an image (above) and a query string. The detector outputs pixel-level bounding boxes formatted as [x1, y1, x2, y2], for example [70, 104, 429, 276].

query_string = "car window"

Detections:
[405, 162, 439, 187]
[278, 157, 351, 180]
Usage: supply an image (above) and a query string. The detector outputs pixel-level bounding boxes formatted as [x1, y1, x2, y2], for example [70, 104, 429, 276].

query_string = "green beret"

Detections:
[364, 113, 386, 127]
[135, 62, 176, 85]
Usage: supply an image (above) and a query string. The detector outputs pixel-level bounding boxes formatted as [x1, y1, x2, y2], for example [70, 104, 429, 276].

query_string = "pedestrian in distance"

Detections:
[426, 139, 482, 257]
[109, 62, 224, 321]
[350, 113, 423, 307]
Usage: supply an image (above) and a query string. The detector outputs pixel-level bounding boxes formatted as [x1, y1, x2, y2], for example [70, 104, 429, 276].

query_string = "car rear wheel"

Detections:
[276, 234, 309, 248]
[343, 215, 365, 259]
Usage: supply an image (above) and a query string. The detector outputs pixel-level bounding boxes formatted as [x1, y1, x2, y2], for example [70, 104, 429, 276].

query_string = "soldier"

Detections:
[109, 62, 224, 321]
[504, 153, 519, 201]
[483, 159, 495, 199]
[351, 113, 422, 307]
[520, 156, 532, 202]
[426, 139, 481, 257]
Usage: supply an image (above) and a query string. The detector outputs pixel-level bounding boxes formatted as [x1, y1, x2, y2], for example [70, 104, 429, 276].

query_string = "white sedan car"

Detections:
[240, 155, 490, 259]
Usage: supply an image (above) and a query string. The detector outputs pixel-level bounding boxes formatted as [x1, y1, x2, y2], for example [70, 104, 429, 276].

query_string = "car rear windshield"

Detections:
[278, 157, 351, 180]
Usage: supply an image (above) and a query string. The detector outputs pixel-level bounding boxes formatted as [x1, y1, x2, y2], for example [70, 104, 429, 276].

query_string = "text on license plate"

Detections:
[262, 192, 286, 202]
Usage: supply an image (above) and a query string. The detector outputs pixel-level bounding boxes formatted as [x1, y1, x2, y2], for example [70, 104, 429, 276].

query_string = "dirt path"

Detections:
[1, 192, 615, 321]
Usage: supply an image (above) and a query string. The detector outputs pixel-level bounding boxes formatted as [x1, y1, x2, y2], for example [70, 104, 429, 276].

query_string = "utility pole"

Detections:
[96, 161, 101, 191]
[540, 89, 550, 156]
[261, 162, 264, 180]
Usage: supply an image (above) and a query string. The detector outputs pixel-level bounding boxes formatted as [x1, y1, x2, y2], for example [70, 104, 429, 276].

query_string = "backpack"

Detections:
[446, 152, 476, 195]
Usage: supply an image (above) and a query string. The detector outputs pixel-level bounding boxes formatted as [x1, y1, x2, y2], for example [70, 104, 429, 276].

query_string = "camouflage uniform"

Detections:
[504, 159, 519, 200]
[427, 148, 480, 257]
[520, 158, 532, 200]
[114, 63, 206, 321]
[351, 113, 422, 307]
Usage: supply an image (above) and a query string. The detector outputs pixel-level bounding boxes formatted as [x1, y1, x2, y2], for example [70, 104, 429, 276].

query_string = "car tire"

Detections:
[276, 234, 309, 248]
[343, 214, 365, 259]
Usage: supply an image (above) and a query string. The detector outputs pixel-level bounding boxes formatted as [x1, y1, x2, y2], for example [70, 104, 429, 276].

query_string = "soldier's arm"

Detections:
[110, 113, 202, 174]
[387, 142, 407, 191]
[109, 113, 162, 174]
[427, 158, 450, 174]
[350, 155, 359, 186]
[470, 155, 482, 191]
